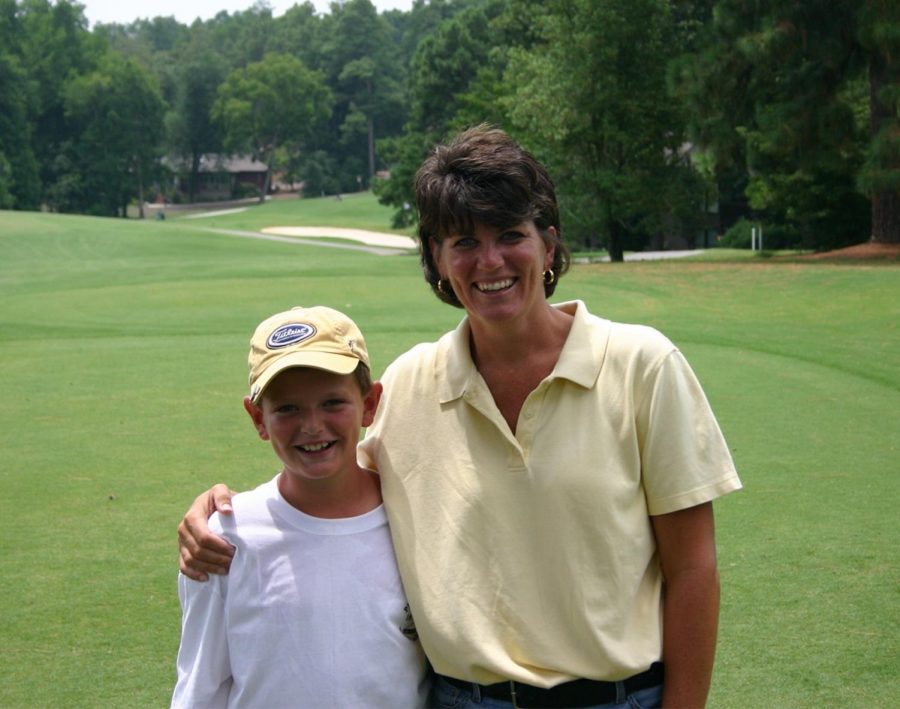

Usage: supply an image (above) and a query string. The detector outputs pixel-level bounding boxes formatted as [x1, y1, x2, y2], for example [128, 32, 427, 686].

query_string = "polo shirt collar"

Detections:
[436, 318, 476, 404]
[436, 300, 608, 403]
[551, 300, 609, 388]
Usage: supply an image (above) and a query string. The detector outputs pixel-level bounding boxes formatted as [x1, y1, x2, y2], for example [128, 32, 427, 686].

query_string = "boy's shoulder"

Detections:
[233, 475, 280, 508]
[210, 475, 280, 535]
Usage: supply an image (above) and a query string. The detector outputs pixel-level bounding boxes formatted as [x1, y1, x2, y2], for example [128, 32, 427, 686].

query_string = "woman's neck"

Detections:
[468, 301, 573, 369]
[467, 302, 575, 433]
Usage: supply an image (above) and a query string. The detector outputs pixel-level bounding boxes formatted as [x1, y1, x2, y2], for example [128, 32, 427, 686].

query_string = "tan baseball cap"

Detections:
[248, 306, 369, 404]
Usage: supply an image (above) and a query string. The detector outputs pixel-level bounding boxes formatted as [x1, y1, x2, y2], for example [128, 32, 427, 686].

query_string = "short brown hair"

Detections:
[352, 362, 373, 394]
[415, 125, 570, 307]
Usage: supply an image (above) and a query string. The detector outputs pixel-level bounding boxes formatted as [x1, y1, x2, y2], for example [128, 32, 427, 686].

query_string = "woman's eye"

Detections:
[451, 236, 477, 248]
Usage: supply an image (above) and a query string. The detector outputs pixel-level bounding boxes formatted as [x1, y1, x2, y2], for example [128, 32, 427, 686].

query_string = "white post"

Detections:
[751, 227, 757, 251]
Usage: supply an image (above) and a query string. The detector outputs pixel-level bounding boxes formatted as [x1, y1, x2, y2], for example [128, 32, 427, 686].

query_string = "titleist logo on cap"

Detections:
[266, 323, 316, 349]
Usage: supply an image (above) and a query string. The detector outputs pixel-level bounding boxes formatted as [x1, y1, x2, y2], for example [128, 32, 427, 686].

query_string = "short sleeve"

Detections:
[637, 349, 742, 515]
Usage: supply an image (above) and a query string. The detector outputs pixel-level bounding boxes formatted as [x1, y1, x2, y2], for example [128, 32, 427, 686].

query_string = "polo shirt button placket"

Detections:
[518, 407, 537, 463]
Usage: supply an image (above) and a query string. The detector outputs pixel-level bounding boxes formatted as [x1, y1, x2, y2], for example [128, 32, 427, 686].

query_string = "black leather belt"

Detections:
[437, 662, 663, 708]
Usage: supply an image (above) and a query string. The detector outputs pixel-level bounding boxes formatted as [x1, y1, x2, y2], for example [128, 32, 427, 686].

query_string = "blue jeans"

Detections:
[429, 676, 663, 709]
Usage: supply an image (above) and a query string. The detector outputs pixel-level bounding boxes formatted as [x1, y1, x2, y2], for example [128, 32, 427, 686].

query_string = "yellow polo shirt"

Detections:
[359, 300, 741, 686]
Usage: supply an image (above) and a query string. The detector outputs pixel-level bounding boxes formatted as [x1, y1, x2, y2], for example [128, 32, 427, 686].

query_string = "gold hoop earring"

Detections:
[543, 269, 555, 286]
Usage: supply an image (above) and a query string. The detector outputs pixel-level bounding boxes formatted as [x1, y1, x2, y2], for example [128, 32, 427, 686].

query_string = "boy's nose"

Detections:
[300, 413, 322, 435]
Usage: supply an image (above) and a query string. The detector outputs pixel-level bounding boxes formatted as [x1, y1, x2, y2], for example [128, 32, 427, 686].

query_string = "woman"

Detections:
[179, 126, 741, 708]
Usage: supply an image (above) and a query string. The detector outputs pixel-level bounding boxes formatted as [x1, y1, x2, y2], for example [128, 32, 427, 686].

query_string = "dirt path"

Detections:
[800, 241, 900, 261]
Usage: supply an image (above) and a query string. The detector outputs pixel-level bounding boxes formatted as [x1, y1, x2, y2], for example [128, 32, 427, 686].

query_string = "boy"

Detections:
[172, 306, 429, 708]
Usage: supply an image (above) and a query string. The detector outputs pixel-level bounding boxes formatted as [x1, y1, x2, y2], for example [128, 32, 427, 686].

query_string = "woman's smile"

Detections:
[475, 277, 516, 292]
[435, 221, 553, 325]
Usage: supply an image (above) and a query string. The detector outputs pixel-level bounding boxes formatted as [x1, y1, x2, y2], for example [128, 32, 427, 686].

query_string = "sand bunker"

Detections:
[261, 226, 416, 250]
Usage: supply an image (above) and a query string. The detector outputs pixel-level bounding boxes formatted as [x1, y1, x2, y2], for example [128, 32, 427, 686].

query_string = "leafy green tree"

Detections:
[0, 151, 13, 209]
[204, 2, 275, 69]
[663, 0, 748, 235]
[212, 52, 333, 201]
[734, 1, 869, 249]
[374, 0, 511, 225]
[57, 52, 165, 216]
[504, 0, 695, 261]
[407, 0, 509, 134]
[294, 149, 342, 197]
[97, 16, 189, 109]
[269, 1, 327, 71]
[167, 44, 227, 201]
[17, 0, 103, 200]
[100, 15, 189, 59]
[390, 0, 472, 68]
[326, 0, 405, 185]
[857, 0, 900, 243]
[0, 48, 41, 208]
[674, 0, 892, 249]
[373, 131, 433, 226]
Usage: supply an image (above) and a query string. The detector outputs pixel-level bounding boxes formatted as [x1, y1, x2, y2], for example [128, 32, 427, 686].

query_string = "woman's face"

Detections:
[432, 221, 555, 327]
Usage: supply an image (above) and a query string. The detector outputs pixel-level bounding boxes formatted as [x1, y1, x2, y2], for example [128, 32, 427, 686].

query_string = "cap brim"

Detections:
[250, 352, 361, 403]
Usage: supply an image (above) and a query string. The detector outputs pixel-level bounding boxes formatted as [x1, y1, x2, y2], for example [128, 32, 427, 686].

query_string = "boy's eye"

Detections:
[274, 404, 298, 414]
[323, 399, 347, 408]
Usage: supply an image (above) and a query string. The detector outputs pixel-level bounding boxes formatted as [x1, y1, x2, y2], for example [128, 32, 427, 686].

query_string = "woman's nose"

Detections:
[477, 240, 503, 269]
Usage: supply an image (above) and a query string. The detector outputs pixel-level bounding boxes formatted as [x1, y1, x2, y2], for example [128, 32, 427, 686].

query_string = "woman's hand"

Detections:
[177, 484, 237, 581]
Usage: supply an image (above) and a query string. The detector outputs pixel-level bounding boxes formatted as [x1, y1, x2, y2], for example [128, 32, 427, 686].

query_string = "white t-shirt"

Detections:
[359, 300, 742, 686]
[173, 475, 429, 708]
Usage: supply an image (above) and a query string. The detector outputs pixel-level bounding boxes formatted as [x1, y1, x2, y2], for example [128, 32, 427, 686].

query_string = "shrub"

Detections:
[720, 218, 801, 250]
[719, 218, 754, 248]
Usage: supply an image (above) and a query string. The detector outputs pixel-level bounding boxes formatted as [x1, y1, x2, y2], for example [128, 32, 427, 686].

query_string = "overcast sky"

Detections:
[79, 0, 414, 28]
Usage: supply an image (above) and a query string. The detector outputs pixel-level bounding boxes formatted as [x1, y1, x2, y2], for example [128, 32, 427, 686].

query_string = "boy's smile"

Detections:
[244, 368, 380, 495]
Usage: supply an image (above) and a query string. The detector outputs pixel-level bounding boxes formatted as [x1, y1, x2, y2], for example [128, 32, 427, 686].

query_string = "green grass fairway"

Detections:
[1, 200, 897, 708]
[162, 189, 414, 235]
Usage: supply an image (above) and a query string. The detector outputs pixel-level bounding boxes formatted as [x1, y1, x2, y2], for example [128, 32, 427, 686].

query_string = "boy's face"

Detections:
[243, 367, 380, 484]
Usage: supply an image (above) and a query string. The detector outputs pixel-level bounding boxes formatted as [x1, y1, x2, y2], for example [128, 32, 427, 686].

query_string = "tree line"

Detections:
[1, 0, 896, 257]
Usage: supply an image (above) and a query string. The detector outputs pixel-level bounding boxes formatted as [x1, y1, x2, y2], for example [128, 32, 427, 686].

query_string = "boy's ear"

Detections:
[361, 381, 383, 429]
[243, 396, 270, 441]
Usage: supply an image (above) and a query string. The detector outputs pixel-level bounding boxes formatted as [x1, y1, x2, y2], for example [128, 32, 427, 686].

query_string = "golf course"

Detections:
[1, 191, 897, 707]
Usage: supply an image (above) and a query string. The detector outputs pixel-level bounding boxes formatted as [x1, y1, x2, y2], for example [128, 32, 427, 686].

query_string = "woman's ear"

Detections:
[429, 238, 443, 271]
[544, 226, 557, 270]
[243, 396, 270, 441]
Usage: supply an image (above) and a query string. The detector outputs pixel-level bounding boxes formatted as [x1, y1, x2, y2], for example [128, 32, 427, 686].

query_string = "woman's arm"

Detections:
[178, 484, 237, 581]
[651, 501, 720, 709]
